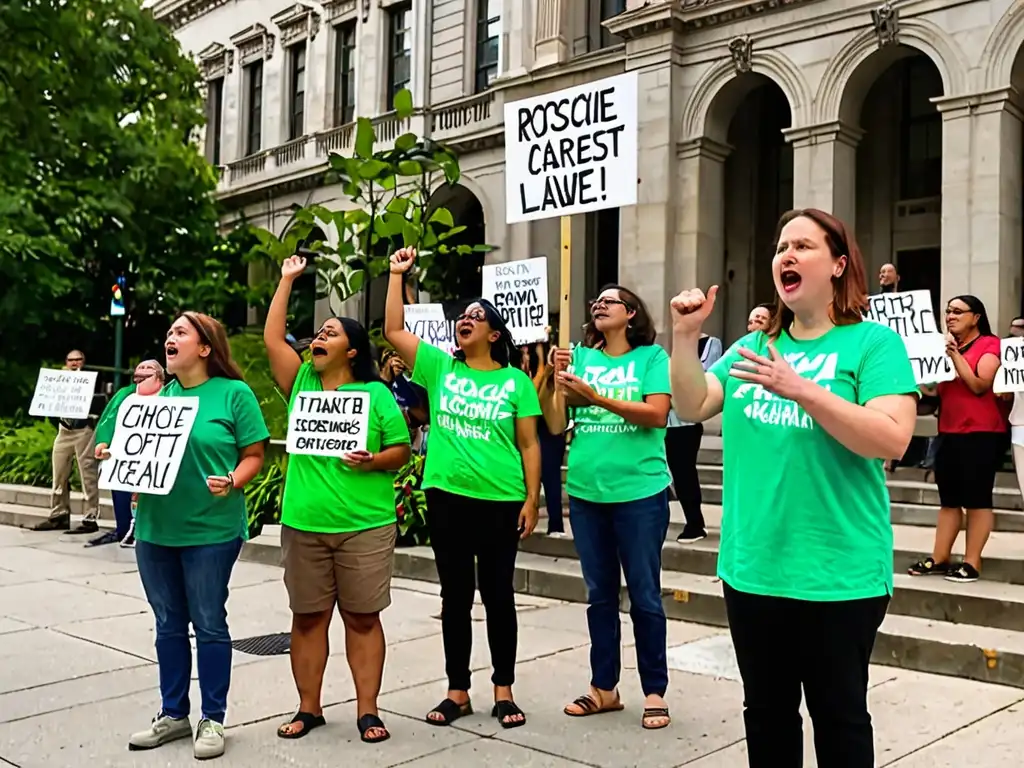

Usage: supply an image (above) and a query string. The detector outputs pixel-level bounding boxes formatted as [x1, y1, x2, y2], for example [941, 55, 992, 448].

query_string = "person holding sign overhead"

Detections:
[544, 285, 674, 731]
[385, 247, 542, 730]
[265, 255, 411, 745]
[96, 312, 269, 760]
[668, 209, 919, 767]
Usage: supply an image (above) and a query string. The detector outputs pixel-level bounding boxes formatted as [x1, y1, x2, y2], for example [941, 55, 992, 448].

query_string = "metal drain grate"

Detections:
[231, 632, 291, 656]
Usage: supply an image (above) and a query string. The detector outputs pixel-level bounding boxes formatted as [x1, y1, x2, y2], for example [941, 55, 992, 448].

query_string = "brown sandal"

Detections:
[642, 706, 671, 730]
[563, 693, 624, 717]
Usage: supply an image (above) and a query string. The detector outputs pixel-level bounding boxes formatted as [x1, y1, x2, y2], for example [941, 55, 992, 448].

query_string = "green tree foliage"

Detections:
[0, 0, 250, 411]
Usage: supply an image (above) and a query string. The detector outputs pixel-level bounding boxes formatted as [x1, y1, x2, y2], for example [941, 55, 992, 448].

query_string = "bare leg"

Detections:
[279, 610, 332, 736]
[341, 610, 387, 740]
[963, 509, 995, 571]
[930, 507, 963, 563]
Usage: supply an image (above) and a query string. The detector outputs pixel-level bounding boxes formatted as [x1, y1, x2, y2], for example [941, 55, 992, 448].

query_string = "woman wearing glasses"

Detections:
[384, 247, 542, 730]
[546, 285, 673, 730]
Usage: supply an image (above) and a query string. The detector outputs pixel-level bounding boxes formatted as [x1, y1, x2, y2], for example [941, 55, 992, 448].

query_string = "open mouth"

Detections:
[457, 323, 473, 338]
[592, 311, 609, 320]
[311, 346, 328, 357]
[780, 269, 802, 293]
[165, 346, 178, 359]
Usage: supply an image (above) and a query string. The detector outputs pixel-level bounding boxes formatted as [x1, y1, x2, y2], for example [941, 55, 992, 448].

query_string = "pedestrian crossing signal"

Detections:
[111, 276, 126, 317]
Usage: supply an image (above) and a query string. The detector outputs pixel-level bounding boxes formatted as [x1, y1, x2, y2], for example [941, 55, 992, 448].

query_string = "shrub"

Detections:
[0, 419, 75, 488]
[229, 333, 290, 439]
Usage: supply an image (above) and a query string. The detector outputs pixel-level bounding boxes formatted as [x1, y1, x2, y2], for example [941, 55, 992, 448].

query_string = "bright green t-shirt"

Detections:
[133, 377, 270, 547]
[411, 341, 541, 502]
[708, 322, 918, 602]
[95, 384, 136, 446]
[281, 363, 410, 533]
[566, 344, 672, 503]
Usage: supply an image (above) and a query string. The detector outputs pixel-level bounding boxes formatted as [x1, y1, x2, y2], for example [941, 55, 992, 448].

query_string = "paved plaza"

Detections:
[1, 523, 1023, 767]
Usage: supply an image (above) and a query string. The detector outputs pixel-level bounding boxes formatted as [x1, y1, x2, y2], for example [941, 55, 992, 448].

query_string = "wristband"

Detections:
[228, 471, 236, 489]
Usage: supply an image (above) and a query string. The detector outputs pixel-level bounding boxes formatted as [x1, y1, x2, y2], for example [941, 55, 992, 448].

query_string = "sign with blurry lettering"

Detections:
[504, 72, 638, 223]
[405, 304, 457, 355]
[29, 369, 99, 419]
[865, 291, 953, 384]
[286, 391, 370, 456]
[482, 257, 549, 345]
[98, 396, 199, 495]
[994, 337, 1024, 394]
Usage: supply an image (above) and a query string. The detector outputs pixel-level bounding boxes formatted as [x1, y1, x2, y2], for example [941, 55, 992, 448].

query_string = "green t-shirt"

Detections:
[566, 344, 672, 503]
[95, 384, 136, 446]
[411, 341, 541, 502]
[133, 377, 270, 547]
[708, 322, 918, 602]
[281, 363, 410, 533]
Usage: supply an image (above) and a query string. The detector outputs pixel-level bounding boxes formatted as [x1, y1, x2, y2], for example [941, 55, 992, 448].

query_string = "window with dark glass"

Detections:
[333, 21, 357, 125]
[598, 0, 626, 48]
[474, 0, 500, 93]
[245, 60, 263, 155]
[289, 43, 307, 140]
[206, 77, 224, 165]
[387, 3, 412, 105]
[899, 57, 942, 200]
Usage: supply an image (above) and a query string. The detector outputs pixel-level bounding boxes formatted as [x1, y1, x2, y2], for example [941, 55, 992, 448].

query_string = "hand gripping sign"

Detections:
[286, 391, 371, 457]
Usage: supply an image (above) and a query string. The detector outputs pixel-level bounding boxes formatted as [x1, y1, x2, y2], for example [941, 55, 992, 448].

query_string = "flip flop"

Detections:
[491, 700, 527, 729]
[357, 713, 390, 744]
[642, 706, 671, 730]
[425, 698, 472, 726]
[277, 711, 326, 739]
[563, 693, 624, 717]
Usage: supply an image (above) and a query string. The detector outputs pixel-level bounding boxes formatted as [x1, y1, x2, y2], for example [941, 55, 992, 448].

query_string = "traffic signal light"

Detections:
[111, 275, 126, 317]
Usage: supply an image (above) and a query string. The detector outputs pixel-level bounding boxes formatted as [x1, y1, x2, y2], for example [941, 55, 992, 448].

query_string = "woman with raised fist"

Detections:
[669, 209, 919, 767]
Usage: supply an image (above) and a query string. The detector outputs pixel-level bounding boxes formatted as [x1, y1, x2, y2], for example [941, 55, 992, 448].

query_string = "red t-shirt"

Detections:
[937, 335, 1007, 434]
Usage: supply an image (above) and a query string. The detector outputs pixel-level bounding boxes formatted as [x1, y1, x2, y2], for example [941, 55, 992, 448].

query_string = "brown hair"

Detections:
[180, 312, 244, 381]
[767, 209, 868, 338]
[583, 284, 657, 349]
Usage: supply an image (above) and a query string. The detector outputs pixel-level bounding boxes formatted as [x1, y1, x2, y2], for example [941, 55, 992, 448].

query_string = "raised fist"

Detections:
[390, 247, 417, 274]
[670, 286, 719, 334]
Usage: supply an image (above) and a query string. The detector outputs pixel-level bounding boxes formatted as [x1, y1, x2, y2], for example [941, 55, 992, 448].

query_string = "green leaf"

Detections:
[393, 89, 414, 118]
[358, 159, 390, 179]
[355, 117, 375, 159]
[473, 243, 496, 252]
[402, 222, 420, 247]
[394, 133, 418, 151]
[397, 160, 422, 176]
[386, 197, 411, 215]
[437, 225, 467, 241]
[348, 269, 366, 294]
[428, 208, 455, 227]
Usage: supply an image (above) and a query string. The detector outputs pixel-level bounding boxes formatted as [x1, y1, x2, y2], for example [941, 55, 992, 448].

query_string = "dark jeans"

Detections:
[723, 582, 889, 767]
[569, 490, 670, 696]
[111, 490, 132, 539]
[539, 423, 566, 533]
[425, 488, 521, 691]
[136, 537, 243, 723]
[665, 424, 705, 531]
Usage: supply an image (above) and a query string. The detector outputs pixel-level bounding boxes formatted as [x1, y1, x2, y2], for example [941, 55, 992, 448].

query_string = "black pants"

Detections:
[539, 422, 566, 532]
[665, 424, 705, 531]
[425, 488, 521, 691]
[723, 582, 889, 767]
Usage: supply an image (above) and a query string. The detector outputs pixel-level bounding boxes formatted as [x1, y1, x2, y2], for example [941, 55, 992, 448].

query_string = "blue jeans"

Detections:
[135, 538, 242, 723]
[539, 423, 566, 532]
[569, 490, 670, 696]
[111, 490, 132, 539]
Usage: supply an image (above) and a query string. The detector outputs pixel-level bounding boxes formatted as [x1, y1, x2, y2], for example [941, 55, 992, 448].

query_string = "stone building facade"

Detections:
[154, 0, 1024, 343]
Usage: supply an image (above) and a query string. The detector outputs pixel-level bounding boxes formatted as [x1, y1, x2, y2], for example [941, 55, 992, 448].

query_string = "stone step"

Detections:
[0, 484, 113, 518]
[695, 462, 1021, 491]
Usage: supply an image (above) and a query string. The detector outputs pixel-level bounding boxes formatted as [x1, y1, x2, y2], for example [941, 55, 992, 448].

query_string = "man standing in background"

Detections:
[879, 263, 900, 293]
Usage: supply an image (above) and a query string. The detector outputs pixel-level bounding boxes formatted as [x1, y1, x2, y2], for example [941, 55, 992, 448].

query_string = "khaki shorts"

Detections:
[281, 524, 396, 615]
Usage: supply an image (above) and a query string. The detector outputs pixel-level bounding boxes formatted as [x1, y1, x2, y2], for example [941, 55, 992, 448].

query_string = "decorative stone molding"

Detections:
[870, 2, 899, 48]
[728, 36, 753, 74]
[231, 23, 276, 65]
[271, 3, 322, 45]
[152, 0, 232, 31]
[676, 136, 732, 163]
[782, 120, 865, 149]
[197, 42, 234, 80]
[676, 0, 813, 32]
[322, 0, 357, 24]
[933, 88, 1024, 123]
[604, 0, 684, 42]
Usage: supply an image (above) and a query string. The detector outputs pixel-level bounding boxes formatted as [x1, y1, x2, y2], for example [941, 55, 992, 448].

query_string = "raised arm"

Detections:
[669, 288, 725, 422]
[383, 247, 422, 370]
[263, 256, 306, 397]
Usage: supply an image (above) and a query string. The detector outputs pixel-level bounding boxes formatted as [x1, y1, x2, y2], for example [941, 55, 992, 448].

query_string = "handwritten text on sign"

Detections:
[98, 396, 199, 495]
[483, 257, 549, 346]
[286, 391, 370, 457]
[994, 337, 1024, 394]
[405, 304, 458, 356]
[504, 72, 638, 223]
[29, 369, 99, 420]
[864, 291, 953, 384]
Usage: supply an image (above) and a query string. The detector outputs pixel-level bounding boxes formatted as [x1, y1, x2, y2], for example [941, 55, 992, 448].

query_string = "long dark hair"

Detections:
[453, 298, 518, 368]
[948, 295, 994, 338]
[180, 312, 244, 381]
[331, 316, 382, 384]
[582, 284, 656, 349]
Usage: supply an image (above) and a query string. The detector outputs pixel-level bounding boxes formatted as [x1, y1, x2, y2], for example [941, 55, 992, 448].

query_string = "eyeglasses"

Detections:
[456, 309, 487, 323]
[588, 298, 630, 311]
[66, 357, 84, 363]
[945, 308, 972, 316]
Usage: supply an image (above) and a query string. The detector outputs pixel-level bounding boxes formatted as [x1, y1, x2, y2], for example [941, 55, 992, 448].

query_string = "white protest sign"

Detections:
[994, 337, 1024, 394]
[286, 391, 370, 457]
[405, 303, 457, 355]
[865, 291, 953, 384]
[29, 369, 100, 419]
[98, 396, 199, 495]
[504, 72, 638, 224]
[483, 257, 549, 345]
[902, 334, 954, 384]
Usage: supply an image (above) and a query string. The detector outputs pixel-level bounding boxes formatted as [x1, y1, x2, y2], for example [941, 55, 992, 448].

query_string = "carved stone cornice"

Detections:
[197, 42, 234, 80]
[676, 136, 732, 162]
[152, 0, 231, 31]
[933, 88, 1024, 123]
[782, 120, 865, 148]
[271, 3, 322, 45]
[604, 1, 684, 42]
[676, 0, 815, 32]
[231, 23, 276, 66]
[322, 0, 357, 24]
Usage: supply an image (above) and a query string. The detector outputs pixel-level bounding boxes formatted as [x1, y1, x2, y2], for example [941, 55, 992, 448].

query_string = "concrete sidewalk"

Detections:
[1, 525, 1023, 767]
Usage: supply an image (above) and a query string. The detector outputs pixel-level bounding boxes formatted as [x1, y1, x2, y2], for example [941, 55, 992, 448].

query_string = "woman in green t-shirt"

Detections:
[669, 209, 918, 767]
[384, 247, 542, 730]
[545, 285, 673, 731]
[96, 312, 270, 760]
[264, 255, 411, 745]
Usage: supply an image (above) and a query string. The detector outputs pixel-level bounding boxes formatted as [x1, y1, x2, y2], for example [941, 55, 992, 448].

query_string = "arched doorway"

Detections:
[842, 46, 944, 309]
[422, 183, 487, 303]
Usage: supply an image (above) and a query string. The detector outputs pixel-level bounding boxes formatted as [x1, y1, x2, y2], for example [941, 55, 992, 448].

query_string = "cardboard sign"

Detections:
[504, 72, 638, 223]
[865, 291, 953, 384]
[29, 369, 100, 420]
[98, 396, 199, 495]
[286, 391, 370, 456]
[994, 337, 1024, 394]
[482, 257, 549, 346]
[405, 304, 457, 355]
[902, 334, 954, 385]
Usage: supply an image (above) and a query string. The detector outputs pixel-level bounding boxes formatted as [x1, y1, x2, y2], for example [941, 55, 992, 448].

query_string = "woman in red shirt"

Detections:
[909, 295, 1006, 583]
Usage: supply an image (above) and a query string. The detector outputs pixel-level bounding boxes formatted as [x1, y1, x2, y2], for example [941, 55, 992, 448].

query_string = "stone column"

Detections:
[410, 0, 431, 108]
[533, 0, 568, 68]
[502, 0, 533, 78]
[937, 90, 1024, 332]
[784, 121, 862, 224]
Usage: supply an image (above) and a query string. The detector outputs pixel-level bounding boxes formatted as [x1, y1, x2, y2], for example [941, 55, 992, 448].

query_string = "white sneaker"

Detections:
[194, 718, 225, 760]
[120, 518, 135, 548]
[127, 712, 192, 751]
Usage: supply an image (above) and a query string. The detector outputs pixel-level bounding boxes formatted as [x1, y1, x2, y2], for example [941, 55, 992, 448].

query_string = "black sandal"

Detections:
[425, 697, 472, 726]
[357, 713, 390, 744]
[642, 707, 671, 730]
[277, 711, 326, 739]
[491, 700, 527, 729]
